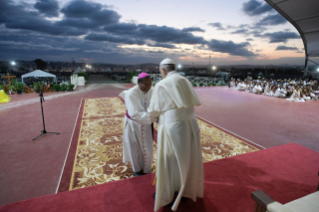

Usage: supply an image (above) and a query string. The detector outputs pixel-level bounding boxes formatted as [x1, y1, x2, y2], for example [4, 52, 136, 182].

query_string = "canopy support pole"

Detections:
[304, 56, 309, 78]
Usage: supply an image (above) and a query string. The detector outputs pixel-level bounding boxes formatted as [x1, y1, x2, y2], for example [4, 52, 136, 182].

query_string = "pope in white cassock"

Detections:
[148, 58, 204, 212]
[119, 72, 156, 176]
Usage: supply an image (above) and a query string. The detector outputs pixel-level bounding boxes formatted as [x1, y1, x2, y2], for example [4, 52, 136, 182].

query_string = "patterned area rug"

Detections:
[69, 97, 259, 191]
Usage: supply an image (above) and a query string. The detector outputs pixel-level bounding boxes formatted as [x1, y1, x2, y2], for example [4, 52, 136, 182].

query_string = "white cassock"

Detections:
[229, 81, 236, 90]
[119, 85, 154, 173]
[148, 71, 204, 212]
[237, 83, 246, 91]
[253, 85, 262, 94]
[274, 88, 287, 98]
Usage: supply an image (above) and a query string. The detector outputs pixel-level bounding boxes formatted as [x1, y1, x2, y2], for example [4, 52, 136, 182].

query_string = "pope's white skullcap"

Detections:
[160, 58, 175, 65]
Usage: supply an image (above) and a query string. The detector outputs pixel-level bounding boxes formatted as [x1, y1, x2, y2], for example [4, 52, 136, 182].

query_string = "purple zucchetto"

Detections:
[138, 72, 150, 79]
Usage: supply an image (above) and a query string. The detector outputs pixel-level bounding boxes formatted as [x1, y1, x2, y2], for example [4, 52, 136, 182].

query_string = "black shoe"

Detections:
[153, 192, 156, 199]
[181, 197, 188, 202]
[133, 170, 144, 177]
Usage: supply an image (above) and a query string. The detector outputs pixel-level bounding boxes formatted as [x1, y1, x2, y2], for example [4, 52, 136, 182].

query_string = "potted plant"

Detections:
[33, 82, 40, 93]
[68, 84, 74, 91]
[52, 84, 60, 92]
[199, 83, 203, 87]
[61, 83, 68, 91]
[12, 79, 18, 93]
[16, 82, 24, 94]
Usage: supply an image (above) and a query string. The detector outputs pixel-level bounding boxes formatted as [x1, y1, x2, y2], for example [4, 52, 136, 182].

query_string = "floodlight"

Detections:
[178, 64, 182, 69]
[11, 61, 16, 65]
[212, 66, 216, 70]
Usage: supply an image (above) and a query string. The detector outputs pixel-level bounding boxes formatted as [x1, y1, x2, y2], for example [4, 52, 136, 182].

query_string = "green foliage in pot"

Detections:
[33, 82, 40, 91]
[52, 84, 60, 91]
[16, 82, 24, 93]
[199, 83, 203, 87]
[12, 79, 18, 92]
[61, 83, 68, 91]
[68, 84, 74, 91]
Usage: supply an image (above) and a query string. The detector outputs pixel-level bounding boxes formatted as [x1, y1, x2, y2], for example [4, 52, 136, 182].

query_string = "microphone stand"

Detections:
[33, 90, 60, 140]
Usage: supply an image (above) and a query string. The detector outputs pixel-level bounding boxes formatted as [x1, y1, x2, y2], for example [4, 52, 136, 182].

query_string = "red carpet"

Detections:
[1, 143, 318, 212]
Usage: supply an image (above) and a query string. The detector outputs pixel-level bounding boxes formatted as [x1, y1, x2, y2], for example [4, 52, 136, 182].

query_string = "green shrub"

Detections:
[61, 83, 68, 91]
[199, 83, 203, 87]
[68, 84, 74, 91]
[12, 79, 18, 92]
[77, 73, 88, 81]
[59, 87, 63, 91]
[212, 83, 216, 86]
[33, 82, 40, 91]
[16, 82, 24, 92]
[52, 84, 60, 91]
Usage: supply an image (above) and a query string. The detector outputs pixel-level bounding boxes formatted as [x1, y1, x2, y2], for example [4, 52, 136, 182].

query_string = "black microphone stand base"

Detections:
[33, 90, 60, 141]
[33, 130, 60, 141]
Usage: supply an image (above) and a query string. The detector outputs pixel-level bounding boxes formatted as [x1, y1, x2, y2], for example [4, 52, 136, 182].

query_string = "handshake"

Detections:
[150, 116, 159, 123]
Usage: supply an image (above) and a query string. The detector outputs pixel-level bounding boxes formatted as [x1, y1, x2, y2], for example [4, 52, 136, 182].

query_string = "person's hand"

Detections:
[150, 116, 158, 122]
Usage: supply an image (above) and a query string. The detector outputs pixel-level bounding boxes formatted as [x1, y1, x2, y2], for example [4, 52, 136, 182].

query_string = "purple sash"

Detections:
[126, 110, 132, 119]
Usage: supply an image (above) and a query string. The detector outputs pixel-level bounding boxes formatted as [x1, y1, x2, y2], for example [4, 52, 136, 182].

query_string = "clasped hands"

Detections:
[150, 116, 159, 122]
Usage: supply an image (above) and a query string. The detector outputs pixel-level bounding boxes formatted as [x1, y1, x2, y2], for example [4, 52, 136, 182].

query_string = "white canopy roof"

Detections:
[21, 70, 56, 82]
[265, 0, 319, 58]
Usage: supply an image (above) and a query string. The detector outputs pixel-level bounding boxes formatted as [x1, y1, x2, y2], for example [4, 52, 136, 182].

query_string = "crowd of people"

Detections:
[229, 77, 319, 102]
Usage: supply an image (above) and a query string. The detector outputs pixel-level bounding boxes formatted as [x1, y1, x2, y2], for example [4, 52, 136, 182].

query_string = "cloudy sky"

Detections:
[0, 0, 307, 65]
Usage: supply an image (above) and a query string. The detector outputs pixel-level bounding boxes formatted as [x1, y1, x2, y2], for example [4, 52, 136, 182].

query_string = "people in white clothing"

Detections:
[274, 84, 287, 98]
[253, 83, 263, 94]
[236, 80, 246, 91]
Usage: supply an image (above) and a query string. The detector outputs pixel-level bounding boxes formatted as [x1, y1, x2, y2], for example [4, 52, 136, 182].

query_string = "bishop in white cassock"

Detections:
[148, 58, 204, 212]
[119, 72, 156, 176]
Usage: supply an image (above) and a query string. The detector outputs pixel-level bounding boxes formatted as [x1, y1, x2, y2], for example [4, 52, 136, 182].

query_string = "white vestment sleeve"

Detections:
[125, 91, 152, 125]
[148, 85, 175, 118]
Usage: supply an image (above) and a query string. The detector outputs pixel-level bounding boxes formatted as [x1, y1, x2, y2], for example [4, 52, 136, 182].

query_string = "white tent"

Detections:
[21, 70, 56, 83]
[73, 67, 82, 74]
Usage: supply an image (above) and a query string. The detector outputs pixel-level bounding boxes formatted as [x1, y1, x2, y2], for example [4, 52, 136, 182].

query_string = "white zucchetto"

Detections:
[160, 58, 175, 65]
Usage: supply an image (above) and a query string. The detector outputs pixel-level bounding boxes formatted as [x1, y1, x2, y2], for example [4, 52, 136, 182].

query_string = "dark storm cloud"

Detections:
[207, 39, 258, 57]
[34, 0, 59, 17]
[231, 29, 249, 36]
[0, 40, 79, 51]
[181, 27, 205, 33]
[103, 23, 206, 45]
[242, 0, 272, 16]
[103, 23, 138, 34]
[61, 0, 104, 18]
[147, 43, 177, 49]
[257, 14, 287, 26]
[84, 34, 145, 45]
[262, 32, 300, 43]
[246, 38, 254, 41]
[208, 23, 226, 31]
[137, 24, 206, 44]
[0, 0, 87, 36]
[275, 46, 299, 51]
[58, 0, 121, 29]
